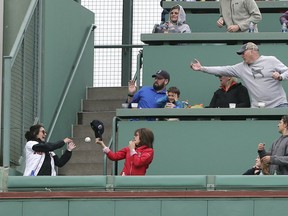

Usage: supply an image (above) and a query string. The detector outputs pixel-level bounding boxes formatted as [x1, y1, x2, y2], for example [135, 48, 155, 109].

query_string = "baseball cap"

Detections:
[90, 119, 104, 139]
[236, 42, 259, 55]
[152, 70, 170, 82]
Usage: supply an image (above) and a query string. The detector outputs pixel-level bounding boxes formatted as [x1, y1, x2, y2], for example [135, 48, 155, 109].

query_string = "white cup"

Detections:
[131, 103, 138, 109]
[258, 102, 266, 108]
[229, 103, 236, 108]
[122, 103, 129, 109]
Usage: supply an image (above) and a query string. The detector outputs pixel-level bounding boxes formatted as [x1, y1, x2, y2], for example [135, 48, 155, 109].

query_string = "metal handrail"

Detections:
[46, 24, 96, 141]
[94, 44, 144, 49]
[103, 50, 144, 176]
[103, 116, 119, 175]
[134, 49, 143, 90]
[8, 0, 39, 65]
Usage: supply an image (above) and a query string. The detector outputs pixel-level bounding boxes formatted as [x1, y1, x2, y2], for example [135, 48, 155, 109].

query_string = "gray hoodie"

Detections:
[269, 135, 288, 175]
[165, 5, 191, 33]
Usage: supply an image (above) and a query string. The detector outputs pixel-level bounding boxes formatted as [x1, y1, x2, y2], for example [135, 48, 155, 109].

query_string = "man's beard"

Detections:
[153, 82, 165, 91]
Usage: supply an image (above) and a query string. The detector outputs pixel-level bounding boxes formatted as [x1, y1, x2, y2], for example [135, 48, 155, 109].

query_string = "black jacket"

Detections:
[208, 83, 250, 108]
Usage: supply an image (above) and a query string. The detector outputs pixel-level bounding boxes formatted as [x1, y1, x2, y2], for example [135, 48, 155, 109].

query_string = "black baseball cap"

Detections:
[90, 120, 104, 139]
[152, 70, 170, 82]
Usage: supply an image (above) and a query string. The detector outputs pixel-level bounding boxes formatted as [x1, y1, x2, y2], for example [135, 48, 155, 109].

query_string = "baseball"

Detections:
[84, 137, 91, 143]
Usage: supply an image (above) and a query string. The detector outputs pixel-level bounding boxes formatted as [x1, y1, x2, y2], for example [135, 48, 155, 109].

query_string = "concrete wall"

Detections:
[1, 195, 288, 216]
[3, 0, 31, 55]
[41, 0, 94, 141]
[117, 119, 277, 175]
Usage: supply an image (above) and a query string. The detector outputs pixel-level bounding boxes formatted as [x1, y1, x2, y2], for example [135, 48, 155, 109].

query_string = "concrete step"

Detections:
[58, 161, 113, 176]
[77, 111, 115, 125]
[60, 87, 126, 176]
[87, 87, 128, 100]
[67, 149, 104, 163]
[82, 99, 124, 112]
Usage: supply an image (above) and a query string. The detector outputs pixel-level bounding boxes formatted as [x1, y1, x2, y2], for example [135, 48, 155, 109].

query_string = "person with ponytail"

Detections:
[23, 124, 76, 176]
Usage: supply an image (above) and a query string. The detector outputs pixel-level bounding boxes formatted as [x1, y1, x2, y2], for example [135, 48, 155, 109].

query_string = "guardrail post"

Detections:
[206, 175, 215, 191]
[0, 167, 9, 192]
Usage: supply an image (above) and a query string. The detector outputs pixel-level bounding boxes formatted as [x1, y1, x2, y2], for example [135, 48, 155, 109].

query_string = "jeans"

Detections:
[275, 103, 288, 108]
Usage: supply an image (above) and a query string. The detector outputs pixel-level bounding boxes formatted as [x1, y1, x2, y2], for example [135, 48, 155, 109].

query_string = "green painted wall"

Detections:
[3, 0, 31, 55]
[117, 119, 277, 175]
[1, 198, 288, 216]
[184, 13, 284, 33]
[41, 0, 94, 141]
[142, 44, 288, 107]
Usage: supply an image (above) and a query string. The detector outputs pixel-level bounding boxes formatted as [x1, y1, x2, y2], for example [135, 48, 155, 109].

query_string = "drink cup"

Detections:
[229, 103, 236, 108]
[258, 102, 265, 108]
[122, 103, 129, 109]
[131, 103, 138, 109]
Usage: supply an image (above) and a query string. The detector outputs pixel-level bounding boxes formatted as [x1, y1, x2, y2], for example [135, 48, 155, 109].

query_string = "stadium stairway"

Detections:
[58, 87, 128, 175]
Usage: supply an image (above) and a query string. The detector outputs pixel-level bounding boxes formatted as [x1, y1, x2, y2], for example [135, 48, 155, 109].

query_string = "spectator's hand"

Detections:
[165, 102, 175, 108]
[128, 80, 137, 94]
[95, 138, 106, 148]
[95, 138, 103, 145]
[227, 24, 240, 32]
[190, 59, 202, 71]
[261, 155, 271, 164]
[64, 138, 73, 144]
[128, 140, 136, 150]
[272, 71, 282, 81]
[216, 17, 224, 28]
[67, 142, 76, 151]
[258, 143, 265, 151]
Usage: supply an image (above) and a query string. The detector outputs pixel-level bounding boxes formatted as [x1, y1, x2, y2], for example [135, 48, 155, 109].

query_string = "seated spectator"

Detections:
[127, 70, 170, 109]
[157, 86, 184, 108]
[280, 10, 288, 26]
[208, 76, 251, 108]
[243, 156, 262, 175]
[160, 0, 195, 24]
[154, 4, 191, 33]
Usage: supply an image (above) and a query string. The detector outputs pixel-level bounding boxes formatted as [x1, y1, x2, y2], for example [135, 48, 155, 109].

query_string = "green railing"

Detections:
[5, 175, 288, 192]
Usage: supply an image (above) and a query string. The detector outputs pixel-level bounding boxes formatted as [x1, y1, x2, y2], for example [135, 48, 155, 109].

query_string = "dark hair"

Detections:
[135, 128, 154, 149]
[171, 4, 180, 11]
[25, 124, 43, 141]
[282, 115, 288, 127]
[167, 86, 180, 97]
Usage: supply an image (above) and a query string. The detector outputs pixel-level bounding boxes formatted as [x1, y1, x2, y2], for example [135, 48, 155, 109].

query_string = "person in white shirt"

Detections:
[23, 124, 76, 176]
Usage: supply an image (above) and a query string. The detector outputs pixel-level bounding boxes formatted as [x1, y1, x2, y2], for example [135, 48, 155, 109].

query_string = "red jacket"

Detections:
[107, 145, 154, 175]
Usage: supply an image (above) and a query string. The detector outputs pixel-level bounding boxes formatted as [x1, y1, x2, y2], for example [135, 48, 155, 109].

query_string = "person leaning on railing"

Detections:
[190, 42, 288, 108]
[217, 0, 262, 32]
